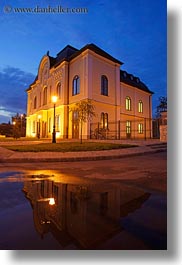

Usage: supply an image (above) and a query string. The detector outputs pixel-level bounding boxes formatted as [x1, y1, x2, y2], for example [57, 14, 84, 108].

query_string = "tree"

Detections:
[12, 122, 21, 139]
[0, 122, 13, 137]
[12, 113, 26, 137]
[156, 96, 167, 117]
[70, 99, 96, 144]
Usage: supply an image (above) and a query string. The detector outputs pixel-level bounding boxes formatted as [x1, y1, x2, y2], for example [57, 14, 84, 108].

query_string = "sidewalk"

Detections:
[0, 139, 167, 163]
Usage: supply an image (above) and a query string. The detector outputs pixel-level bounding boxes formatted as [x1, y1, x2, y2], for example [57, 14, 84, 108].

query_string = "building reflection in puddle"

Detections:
[22, 175, 150, 249]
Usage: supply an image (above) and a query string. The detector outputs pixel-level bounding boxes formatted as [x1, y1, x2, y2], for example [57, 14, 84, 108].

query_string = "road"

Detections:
[0, 151, 167, 193]
[0, 151, 167, 249]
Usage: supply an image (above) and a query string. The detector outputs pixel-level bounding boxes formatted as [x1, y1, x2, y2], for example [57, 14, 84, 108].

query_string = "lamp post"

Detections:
[37, 114, 41, 139]
[52, 96, 57, 143]
[20, 114, 23, 136]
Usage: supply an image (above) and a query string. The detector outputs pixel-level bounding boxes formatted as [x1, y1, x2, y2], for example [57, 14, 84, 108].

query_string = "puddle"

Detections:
[0, 171, 167, 250]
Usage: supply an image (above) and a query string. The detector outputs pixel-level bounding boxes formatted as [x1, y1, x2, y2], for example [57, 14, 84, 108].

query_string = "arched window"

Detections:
[101, 75, 108, 96]
[138, 123, 143, 134]
[138, 100, 143, 113]
[126, 96, 131, 110]
[104, 113, 108, 129]
[49, 85, 52, 99]
[101, 112, 105, 128]
[33, 96, 37, 109]
[56, 82, 61, 98]
[43, 87, 47, 105]
[29, 102, 32, 113]
[101, 112, 108, 129]
[72, 75, 80, 95]
[39, 92, 41, 106]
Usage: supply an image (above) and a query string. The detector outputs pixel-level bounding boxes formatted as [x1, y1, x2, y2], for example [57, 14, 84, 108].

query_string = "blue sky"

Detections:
[0, 0, 167, 123]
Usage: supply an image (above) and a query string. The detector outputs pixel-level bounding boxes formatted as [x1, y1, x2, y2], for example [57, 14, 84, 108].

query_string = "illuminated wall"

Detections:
[26, 44, 153, 139]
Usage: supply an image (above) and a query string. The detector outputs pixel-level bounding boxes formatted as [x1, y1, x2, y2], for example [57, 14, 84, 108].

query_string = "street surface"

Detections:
[0, 152, 167, 193]
[0, 151, 167, 249]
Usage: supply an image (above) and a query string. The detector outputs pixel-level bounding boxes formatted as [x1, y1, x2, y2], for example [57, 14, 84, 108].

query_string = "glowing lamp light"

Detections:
[56, 132, 61, 138]
[52, 96, 58, 103]
[31, 132, 36, 137]
[49, 198, 55, 205]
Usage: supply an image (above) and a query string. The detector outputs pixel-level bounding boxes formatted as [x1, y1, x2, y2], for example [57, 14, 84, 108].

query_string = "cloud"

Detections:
[0, 66, 35, 123]
[0, 106, 14, 117]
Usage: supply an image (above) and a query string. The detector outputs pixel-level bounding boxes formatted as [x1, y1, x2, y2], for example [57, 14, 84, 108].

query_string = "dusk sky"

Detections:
[0, 0, 167, 123]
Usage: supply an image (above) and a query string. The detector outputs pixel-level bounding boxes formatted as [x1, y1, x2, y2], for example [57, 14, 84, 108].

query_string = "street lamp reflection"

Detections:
[49, 198, 55, 205]
[37, 197, 55, 205]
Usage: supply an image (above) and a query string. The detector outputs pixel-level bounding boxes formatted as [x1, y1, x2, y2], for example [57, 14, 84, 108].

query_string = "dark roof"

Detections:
[57, 45, 78, 60]
[49, 56, 57, 68]
[69, 43, 123, 65]
[53, 45, 79, 67]
[27, 43, 123, 90]
[120, 70, 154, 94]
[51, 43, 123, 68]
[27, 44, 153, 95]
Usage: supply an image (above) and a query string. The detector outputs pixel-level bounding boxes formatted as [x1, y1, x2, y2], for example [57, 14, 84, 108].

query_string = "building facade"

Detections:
[26, 43, 153, 140]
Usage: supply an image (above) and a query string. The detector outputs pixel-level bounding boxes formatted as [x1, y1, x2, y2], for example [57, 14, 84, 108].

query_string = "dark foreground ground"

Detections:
[0, 152, 167, 250]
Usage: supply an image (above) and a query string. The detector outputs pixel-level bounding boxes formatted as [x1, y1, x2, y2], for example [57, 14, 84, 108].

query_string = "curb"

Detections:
[0, 149, 166, 163]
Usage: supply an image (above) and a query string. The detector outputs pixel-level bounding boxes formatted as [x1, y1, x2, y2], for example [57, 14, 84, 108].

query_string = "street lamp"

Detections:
[52, 96, 57, 143]
[37, 114, 42, 139]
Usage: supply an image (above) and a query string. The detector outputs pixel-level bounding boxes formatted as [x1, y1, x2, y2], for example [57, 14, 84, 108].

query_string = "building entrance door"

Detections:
[72, 122, 79, 139]
[36, 122, 40, 139]
[72, 111, 79, 139]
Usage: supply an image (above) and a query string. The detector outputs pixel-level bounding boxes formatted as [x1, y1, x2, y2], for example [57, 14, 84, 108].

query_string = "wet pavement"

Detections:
[0, 152, 167, 250]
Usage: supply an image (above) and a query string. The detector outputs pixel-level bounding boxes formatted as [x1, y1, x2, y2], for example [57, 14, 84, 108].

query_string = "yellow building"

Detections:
[26, 43, 153, 140]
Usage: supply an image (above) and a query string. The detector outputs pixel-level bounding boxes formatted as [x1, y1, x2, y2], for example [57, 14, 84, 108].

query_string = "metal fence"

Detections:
[90, 118, 158, 140]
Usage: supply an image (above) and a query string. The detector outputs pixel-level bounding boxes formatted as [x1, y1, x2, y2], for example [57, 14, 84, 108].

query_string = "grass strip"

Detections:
[4, 142, 138, 152]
